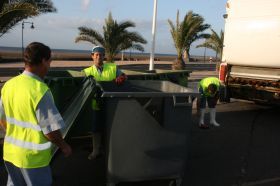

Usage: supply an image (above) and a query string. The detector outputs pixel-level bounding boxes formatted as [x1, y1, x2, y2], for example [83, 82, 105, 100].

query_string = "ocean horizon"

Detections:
[0, 46, 178, 57]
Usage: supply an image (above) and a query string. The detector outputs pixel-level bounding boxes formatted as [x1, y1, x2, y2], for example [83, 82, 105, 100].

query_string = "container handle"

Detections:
[173, 96, 192, 107]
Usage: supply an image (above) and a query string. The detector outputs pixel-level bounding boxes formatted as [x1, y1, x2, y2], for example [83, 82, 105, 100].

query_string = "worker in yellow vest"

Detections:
[83, 46, 126, 160]
[0, 42, 72, 186]
[197, 77, 221, 129]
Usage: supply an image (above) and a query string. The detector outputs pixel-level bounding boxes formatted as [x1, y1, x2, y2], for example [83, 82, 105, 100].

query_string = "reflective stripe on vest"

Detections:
[1, 74, 52, 168]
[6, 117, 42, 131]
[5, 136, 51, 151]
[84, 63, 117, 110]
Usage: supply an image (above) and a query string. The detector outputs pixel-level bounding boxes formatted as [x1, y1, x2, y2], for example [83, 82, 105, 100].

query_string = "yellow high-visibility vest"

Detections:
[83, 63, 117, 110]
[199, 77, 220, 97]
[83, 62, 117, 81]
[1, 74, 52, 168]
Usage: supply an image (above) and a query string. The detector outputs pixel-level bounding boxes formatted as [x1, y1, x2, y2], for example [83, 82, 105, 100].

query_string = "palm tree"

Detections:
[168, 10, 210, 70]
[0, 0, 56, 37]
[75, 12, 147, 62]
[196, 29, 224, 60]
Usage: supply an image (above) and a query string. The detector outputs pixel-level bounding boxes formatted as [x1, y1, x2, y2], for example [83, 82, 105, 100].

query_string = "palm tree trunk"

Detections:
[184, 50, 190, 63]
[106, 53, 114, 62]
[183, 50, 189, 63]
[121, 51, 124, 61]
[172, 53, 185, 70]
[219, 52, 222, 61]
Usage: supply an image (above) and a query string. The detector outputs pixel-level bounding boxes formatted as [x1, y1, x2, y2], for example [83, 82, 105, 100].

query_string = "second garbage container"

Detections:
[98, 80, 198, 185]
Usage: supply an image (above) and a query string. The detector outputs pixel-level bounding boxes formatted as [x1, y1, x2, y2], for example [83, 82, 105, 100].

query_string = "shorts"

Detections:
[4, 161, 52, 186]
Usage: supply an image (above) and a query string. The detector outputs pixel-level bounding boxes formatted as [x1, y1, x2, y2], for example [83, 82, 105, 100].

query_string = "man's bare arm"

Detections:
[45, 130, 72, 157]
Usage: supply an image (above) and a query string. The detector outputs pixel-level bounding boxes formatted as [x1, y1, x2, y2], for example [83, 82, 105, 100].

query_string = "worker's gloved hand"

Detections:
[115, 75, 127, 85]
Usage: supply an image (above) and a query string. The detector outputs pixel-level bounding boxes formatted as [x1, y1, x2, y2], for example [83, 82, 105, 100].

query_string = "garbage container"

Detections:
[44, 70, 198, 184]
[98, 80, 198, 185]
[121, 69, 191, 87]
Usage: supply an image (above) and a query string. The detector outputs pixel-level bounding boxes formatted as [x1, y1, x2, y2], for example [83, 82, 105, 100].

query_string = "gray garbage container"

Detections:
[99, 80, 198, 186]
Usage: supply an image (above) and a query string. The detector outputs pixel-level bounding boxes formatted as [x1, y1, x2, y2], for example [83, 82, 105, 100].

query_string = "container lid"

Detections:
[99, 80, 198, 98]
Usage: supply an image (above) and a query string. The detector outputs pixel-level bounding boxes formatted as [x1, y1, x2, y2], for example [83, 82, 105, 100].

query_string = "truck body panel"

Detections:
[223, 0, 280, 68]
[220, 0, 280, 103]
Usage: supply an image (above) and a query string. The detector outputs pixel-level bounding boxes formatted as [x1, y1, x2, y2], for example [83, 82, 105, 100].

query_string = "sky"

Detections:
[0, 0, 227, 56]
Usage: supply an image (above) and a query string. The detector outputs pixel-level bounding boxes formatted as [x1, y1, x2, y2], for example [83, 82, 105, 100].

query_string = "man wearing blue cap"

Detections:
[84, 46, 126, 84]
[83, 46, 126, 159]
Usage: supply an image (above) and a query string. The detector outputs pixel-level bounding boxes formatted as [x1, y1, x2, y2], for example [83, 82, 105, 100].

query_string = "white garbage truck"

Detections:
[219, 0, 280, 104]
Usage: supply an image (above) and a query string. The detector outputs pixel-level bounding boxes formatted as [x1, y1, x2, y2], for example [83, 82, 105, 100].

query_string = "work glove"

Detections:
[115, 74, 127, 85]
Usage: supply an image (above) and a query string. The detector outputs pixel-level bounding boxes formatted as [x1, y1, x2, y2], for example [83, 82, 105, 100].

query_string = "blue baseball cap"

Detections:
[91, 46, 105, 54]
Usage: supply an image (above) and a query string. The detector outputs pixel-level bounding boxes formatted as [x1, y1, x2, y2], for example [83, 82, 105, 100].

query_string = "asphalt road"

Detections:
[185, 100, 280, 186]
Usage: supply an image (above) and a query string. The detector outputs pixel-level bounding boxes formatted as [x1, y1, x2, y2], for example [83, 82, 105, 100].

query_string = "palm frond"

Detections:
[0, 0, 56, 37]
[75, 12, 147, 61]
[33, 0, 57, 13]
[75, 36, 95, 45]
[196, 29, 224, 59]
[0, 2, 38, 36]
[118, 21, 135, 31]
[196, 43, 217, 51]
[168, 10, 211, 65]
[130, 44, 144, 52]
[0, 0, 10, 11]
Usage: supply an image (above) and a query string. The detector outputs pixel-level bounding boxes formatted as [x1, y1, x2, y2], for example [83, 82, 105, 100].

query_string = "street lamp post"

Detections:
[22, 21, 34, 61]
[203, 39, 207, 63]
[149, 0, 158, 71]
